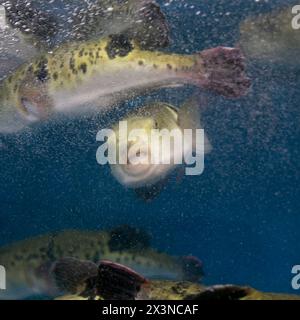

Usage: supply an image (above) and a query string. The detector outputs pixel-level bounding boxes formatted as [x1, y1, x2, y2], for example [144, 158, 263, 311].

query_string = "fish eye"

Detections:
[20, 98, 40, 121]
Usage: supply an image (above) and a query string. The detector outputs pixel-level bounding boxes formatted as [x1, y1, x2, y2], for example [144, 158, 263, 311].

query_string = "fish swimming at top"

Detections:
[0, 35, 250, 133]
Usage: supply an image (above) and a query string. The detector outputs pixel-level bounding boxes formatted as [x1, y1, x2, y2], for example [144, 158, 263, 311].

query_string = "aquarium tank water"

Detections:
[0, 0, 299, 300]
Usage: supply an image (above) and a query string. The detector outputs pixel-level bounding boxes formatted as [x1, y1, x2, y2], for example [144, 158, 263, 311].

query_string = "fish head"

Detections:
[8, 66, 54, 122]
[0, 72, 51, 133]
[108, 106, 179, 189]
[17, 84, 52, 122]
[112, 116, 157, 187]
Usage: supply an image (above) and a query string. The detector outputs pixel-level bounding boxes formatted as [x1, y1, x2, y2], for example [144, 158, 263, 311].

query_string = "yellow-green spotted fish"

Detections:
[0, 0, 168, 80]
[0, 225, 204, 299]
[50, 260, 300, 300]
[106, 98, 212, 201]
[0, 35, 250, 133]
[57, 280, 300, 301]
[239, 7, 300, 64]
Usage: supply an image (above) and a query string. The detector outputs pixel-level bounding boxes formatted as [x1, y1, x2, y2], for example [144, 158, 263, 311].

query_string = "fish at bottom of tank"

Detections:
[0, 225, 204, 300]
[53, 258, 300, 301]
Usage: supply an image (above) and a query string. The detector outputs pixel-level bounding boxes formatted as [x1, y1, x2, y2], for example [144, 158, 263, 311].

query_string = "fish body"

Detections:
[58, 284, 300, 300]
[0, 0, 168, 81]
[3, 0, 169, 50]
[107, 99, 212, 194]
[51, 259, 300, 300]
[239, 7, 300, 64]
[0, 35, 250, 133]
[55, 279, 207, 300]
[145, 283, 300, 301]
[0, 226, 204, 299]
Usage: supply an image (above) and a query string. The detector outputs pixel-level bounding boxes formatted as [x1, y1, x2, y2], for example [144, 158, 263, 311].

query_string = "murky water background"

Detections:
[0, 0, 299, 294]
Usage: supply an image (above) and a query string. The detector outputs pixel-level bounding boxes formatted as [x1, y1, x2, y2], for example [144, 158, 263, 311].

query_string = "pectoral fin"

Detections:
[50, 258, 98, 295]
[178, 95, 212, 154]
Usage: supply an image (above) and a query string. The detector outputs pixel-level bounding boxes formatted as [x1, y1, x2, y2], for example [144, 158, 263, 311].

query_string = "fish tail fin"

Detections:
[129, 1, 170, 50]
[178, 256, 205, 282]
[50, 258, 98, 294]
[97, 260, 148, 300]
[191, 47, 251, 98]
[178, 95, 212, 154]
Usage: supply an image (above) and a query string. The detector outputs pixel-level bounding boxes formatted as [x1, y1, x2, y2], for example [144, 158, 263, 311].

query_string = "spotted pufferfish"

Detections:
[0, 34, 250, 133]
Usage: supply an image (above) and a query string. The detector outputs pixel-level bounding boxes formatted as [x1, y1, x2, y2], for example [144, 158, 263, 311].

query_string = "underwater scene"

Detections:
[0, 0, 299, 300]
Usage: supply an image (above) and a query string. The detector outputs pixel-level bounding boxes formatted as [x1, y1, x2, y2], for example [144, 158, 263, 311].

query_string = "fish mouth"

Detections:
[19, 97, 42, 122]
[123, 162, 152, 176]
[17, 87, 53, 122]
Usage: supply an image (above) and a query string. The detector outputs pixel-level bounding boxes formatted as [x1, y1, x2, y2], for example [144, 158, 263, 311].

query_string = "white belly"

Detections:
[52, 68, 181, 114]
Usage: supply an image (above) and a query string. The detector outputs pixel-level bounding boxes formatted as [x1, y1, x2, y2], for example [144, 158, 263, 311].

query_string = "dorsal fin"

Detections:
[178, 95, 212, 154]
[127, 1, 170, 50]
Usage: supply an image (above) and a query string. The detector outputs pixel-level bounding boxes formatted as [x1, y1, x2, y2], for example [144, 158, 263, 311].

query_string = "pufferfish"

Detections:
[0, 34, 250, 133]
[105, 98, 212, 201]
[0, 0, 169, 80]
[52, 258, 300, 300]
[239, 6, 300, 65]
[0, 225, 204, 299]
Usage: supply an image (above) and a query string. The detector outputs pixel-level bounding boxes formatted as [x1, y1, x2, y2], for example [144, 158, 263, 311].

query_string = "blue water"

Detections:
[0, 0, 299, 294]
